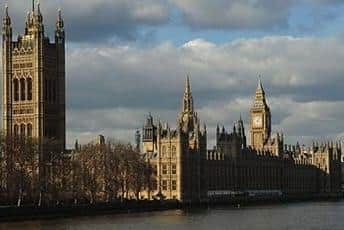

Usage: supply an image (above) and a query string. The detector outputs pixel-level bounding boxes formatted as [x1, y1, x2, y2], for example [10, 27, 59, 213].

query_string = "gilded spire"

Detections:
[253, 75, 267, 107]
[256, 75, 265, 95]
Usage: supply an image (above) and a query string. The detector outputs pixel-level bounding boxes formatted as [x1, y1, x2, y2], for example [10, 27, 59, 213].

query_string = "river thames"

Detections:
[1, 201, 343, 230]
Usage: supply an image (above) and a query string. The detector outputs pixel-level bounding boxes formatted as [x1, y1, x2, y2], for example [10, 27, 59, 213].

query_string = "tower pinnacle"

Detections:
[256, 75, 265, 95]
[253, 75, 267, 107]
[37, 1, 41, 14]
[56, 8, 64, 31]
[2, 4, 11, 29]
[182, 75, 194, 113]
[185, 75, 191, 95]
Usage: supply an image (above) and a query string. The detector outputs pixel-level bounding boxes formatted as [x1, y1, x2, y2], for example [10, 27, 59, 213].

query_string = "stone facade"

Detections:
[2, 4, 66, 152]
[250, 78, 272, 151]
[141, 77, 342, 202]
[142, 77, 207, 202]
[206, 79, 342, 198]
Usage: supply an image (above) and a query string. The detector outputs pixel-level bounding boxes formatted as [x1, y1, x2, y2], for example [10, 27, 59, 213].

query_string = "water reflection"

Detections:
[1, 201, 344, 230]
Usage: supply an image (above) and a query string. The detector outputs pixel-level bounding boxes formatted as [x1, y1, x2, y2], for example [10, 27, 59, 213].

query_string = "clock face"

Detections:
[253, 115, 262, 128]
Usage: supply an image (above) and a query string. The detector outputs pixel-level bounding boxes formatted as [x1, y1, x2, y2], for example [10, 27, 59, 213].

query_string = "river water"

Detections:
[1, 201, 343, 230]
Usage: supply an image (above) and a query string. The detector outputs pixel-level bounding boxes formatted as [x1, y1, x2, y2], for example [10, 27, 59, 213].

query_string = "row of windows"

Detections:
[13, 78, 59, 103]
[162, 164, 177, 175]
[161, 145, 177, 158]
[13, 78, 32, 101]
[13, 123, 33, 137]
[44, 79, 58, 103]
[162, 180, 177, 191]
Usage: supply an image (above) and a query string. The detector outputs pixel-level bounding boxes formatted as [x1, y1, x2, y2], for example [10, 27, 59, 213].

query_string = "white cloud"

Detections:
[2, 32, 344, 147]
[62, 36, 344, 147]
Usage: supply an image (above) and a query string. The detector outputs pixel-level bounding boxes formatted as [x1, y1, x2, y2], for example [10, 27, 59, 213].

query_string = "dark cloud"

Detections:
[170, 0, 291, 30]
[170, 0, 344, 30]
[1, 0, 170, 42]
[1, 0, 343, 43]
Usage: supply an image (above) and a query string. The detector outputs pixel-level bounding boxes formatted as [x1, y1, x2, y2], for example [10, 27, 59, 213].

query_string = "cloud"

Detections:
[2, 0, 343, 43]
[170, 0, 291, 30]
[169, 0, 344, 30]
[1, 0, 170, 42]
[60, 36, 344, 147]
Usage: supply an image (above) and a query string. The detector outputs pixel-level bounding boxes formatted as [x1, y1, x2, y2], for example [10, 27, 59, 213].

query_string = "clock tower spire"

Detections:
[250, 76, 271, 150]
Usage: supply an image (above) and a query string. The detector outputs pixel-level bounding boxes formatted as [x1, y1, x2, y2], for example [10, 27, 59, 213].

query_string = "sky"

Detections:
[1, 0, 344, 148]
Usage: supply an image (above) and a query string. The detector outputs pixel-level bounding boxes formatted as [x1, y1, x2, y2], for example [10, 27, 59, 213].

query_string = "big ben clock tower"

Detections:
[250, 78, 271, 150]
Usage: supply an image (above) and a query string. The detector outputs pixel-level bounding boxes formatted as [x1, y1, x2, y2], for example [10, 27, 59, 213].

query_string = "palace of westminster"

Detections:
[2, 3, 343, 203]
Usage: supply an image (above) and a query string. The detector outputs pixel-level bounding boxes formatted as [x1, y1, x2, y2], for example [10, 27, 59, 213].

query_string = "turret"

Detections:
[202, 123, 207, 136]
[25, 1, 44, 35]
[135, 129, 141, 152]
[2, 5, 13, 136]
[55, 8, 65, 41]
[2, 5, 12, 40]
[216, 124, 220, 140]
[36, 2, 43, 24]
[74, 139, 79, 151]
[237, 115, 247, 148]
[143, 113, 156, 142]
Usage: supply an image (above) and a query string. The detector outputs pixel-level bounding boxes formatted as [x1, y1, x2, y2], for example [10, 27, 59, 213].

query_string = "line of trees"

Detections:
[0, 134, 155, 207]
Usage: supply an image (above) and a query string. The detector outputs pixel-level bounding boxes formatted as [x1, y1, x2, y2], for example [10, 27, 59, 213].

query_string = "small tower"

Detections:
[179, 75, 197, 133]
[55, 8, 65, 42]
[135, 129, 141, 152]
[2, 5, 12, 136]
[237, 115, 247, 148]
[216, 124, 220, 143]
[74, 139, 79, 151]
[142, 113, 157, 153]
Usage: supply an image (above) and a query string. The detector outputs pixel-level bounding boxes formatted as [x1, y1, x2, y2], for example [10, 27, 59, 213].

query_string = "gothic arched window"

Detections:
[27, 78, 32, 101]
[172, 146, 176, 158]
[14, 124, 19, 136]
[13, 79, 19, 101]
[27, 123, 32, 137]
[20, 78, 26, 101]
[161, 146, 166, 157]
[20, 124, 26, 136]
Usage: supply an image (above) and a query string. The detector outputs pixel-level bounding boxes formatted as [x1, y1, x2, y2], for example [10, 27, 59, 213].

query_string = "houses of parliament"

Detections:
[141, 76, 342, 202]
[2, 3, 342, 203]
